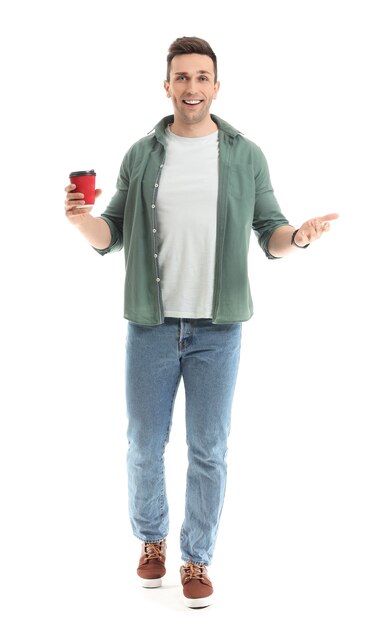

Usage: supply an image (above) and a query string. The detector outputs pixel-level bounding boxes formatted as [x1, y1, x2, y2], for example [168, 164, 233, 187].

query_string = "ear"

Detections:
[164, 80, 171, 98]
[212, 80, 220, 100]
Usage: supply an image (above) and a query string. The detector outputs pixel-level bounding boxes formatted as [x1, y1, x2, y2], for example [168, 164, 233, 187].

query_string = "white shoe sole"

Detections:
[138, 575, 163, 588]
[183, 594, 213, 608]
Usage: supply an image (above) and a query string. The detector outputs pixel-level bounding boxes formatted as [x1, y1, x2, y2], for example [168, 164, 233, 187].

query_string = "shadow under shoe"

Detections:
[137, 540, 167, 588]
[180, 562, 214, 608]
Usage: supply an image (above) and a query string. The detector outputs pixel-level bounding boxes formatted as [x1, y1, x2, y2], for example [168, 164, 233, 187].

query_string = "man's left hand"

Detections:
[294, 213, 339, 246]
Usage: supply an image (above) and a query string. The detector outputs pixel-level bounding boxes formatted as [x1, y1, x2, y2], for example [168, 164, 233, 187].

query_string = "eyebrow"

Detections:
[174, 70, 212, 76]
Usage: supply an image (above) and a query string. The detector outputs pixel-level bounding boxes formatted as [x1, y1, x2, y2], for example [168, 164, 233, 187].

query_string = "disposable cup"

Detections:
[69, 170, 96, 207]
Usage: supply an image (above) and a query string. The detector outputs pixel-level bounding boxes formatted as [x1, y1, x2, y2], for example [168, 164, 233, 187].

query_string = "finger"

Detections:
[65, 197, 85, 213]
[308, 220, 331, 241]
[67, 192, 85, 200]
[318, 213, 339, 222]
[66, 200, 85, 208]
[66, 207, 88, 217]
[64, 184, 76, 192]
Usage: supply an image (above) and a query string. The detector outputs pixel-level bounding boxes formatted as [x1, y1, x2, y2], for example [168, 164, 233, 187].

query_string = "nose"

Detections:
[187, 77, 200, 93]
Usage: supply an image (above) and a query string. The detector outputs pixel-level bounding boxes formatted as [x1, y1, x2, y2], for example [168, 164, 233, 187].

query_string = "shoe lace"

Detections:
[183, 562, 205, 581]
[144, 542, 164, 563]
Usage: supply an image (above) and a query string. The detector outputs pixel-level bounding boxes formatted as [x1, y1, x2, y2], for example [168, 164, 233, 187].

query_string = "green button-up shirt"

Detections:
[96, 114, 289, 325]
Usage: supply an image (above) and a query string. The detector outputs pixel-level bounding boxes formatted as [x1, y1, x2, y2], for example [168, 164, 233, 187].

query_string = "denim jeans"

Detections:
[125, 317, 242, 565]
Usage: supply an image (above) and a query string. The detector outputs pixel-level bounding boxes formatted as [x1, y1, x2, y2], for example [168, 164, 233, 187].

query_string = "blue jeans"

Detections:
[125, 317, 242, 565]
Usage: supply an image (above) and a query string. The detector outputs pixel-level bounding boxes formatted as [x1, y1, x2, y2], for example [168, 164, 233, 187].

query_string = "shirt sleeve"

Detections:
[252, 147, 290, 258]
[93, 152, 130, 256]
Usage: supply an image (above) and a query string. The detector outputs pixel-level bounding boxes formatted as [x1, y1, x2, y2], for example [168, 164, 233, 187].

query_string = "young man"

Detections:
[64, 36, 338, 609]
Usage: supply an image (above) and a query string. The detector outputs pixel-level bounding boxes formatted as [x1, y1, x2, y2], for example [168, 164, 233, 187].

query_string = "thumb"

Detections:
[95, 188, 103, 198]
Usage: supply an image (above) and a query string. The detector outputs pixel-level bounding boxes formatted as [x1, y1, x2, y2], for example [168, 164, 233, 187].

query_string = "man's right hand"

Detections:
[64, 184, 103, 227]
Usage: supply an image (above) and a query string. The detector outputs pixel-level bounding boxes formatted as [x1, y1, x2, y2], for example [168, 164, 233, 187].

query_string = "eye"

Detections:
[176, 75, 186, 81]
[199, 75, 209, 81]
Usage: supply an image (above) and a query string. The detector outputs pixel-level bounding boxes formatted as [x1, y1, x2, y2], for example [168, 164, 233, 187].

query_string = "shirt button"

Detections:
[152, 204, 155, 208]
[155, 183, 159, 188]
[156, 277, 160, 282]
[154, 254, 158, 258]
[152, 228, 156, 233]
[160, 164, 164, 168]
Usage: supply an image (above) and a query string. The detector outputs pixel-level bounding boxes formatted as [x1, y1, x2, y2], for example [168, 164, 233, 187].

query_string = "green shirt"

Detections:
[96, 114, 289, 325]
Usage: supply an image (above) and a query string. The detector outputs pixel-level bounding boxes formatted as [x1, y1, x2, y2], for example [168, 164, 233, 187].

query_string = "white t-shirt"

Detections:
[156, 127, 219, 318]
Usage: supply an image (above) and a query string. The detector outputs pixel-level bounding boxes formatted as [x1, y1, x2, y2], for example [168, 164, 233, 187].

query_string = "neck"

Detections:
[169, 116, 217, 138]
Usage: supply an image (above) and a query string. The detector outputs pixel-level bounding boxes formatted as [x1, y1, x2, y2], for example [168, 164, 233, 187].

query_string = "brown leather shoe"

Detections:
[180, 562, 214, 608]
[137, 540, 167, 588]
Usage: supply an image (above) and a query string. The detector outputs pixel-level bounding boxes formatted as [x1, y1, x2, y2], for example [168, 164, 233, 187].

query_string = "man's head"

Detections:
[166, 36, 218, 83]
[164, 36, 220, 135]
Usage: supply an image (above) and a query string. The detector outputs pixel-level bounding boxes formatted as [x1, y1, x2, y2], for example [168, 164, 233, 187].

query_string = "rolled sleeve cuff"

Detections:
[92, 217, 123, 255]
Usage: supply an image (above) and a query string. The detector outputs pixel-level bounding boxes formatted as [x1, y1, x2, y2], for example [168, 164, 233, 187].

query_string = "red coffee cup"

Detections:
[69, 170, 96, 207]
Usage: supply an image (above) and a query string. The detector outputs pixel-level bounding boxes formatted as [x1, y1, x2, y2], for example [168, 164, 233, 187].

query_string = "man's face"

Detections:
[164, 54, 220, 127]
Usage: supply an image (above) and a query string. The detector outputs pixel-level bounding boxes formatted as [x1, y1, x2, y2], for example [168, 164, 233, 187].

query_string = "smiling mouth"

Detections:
[183, 99, 203, 106]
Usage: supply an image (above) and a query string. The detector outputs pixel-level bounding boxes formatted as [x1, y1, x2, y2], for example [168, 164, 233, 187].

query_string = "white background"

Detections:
[1, 0, 382, 624]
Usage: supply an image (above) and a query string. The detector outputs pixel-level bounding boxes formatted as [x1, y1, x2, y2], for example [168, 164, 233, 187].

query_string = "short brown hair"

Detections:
[166, 36, 218, 83]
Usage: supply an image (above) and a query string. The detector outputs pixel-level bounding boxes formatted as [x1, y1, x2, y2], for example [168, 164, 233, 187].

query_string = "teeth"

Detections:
[184, 100, 201, 104]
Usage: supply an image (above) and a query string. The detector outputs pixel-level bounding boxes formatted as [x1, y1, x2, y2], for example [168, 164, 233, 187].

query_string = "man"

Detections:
[64, 36, 338, 609]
